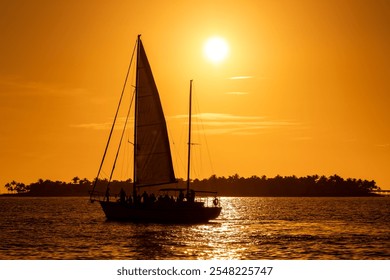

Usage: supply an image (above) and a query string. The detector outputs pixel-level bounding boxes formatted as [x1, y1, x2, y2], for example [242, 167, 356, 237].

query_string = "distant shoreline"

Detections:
[1, 193, 383, 198]
[2, 174, 385, 198]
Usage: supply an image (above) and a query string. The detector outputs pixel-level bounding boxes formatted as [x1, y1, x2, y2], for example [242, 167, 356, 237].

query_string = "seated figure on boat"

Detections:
[149, 193, 156, 204]
[110, 187, 220, 210]
[119, 188, 126, 204]
[126, 195, 133, 205]
[142, 191, 149, 204]
[187, 189, 195, 203]
[177, 190, 185, 203]
[105, 188, 110, 202]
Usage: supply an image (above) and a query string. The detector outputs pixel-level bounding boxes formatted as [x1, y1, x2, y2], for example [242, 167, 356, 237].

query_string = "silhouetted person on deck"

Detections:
[142, 191, 149, 204]
[187, 190, 195, 203]
[127, 195, 132, 205]
[105, 188, 110, 202]
[136, 194, 141, 205]
[119, 188, 126, 204]
[150, 193, 156, 204]
[178, 190, 184, 202]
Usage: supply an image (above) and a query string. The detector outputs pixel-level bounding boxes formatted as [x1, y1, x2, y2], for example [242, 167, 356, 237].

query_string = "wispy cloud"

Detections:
[228, 76, 253, 80]
[376, 143, 390, 148]
[0, 75, 89, 97]
[170, 113, 264, 121]
[70, 122, 112, 130]
[170, 113, 299, 135]
[71, 117, 131, 130]
[73, 113, 301, 136]
[292, 136, 313, 141]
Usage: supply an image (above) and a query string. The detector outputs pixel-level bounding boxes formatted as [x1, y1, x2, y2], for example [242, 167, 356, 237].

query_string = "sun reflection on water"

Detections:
[167, 197, 262, 259]
[1, 197, 389, 259]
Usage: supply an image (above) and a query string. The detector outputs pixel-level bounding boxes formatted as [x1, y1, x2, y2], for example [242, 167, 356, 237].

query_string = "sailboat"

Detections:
[89, 35, 222, 223]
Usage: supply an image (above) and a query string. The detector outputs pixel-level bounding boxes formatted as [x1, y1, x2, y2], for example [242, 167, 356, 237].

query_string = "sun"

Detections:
[203, 37, 229, 63]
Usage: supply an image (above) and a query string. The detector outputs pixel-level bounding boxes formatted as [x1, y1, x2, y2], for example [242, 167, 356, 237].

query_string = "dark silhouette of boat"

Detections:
[90, 35, 221, 223]
[99, 190, 221, 223]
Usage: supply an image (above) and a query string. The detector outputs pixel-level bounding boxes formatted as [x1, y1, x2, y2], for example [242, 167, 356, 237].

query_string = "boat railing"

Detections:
[194, 194, 221, 208]
[158, 188, 221, 208]
[89, 190, 120, 203]
[89, 190, 103, 202]
[89, 188, 221, 208]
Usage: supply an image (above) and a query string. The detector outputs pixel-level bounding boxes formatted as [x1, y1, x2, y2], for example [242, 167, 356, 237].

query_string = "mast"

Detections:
[133, 34, 141, 197]
[186, 80, 193, 195]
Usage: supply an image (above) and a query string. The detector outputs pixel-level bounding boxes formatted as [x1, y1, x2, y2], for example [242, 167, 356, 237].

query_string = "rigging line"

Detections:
[193, 87, 215, 176]
[168, 123, 185, 180]
[106, 88, 135, 187]
[100, 170, 109, 179]
[120, 89, 136, 180]
[90, 39, 137, 200]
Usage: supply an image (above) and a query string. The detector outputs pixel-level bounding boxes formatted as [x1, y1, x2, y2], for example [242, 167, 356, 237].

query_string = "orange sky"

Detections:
[1, 0, 389, 192]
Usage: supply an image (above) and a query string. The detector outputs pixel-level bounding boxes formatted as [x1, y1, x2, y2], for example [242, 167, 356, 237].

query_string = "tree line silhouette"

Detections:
[3, 174, 381, 197]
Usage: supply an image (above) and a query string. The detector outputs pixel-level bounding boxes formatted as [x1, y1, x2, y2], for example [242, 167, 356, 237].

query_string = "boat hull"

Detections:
[99, 201, 221, 223]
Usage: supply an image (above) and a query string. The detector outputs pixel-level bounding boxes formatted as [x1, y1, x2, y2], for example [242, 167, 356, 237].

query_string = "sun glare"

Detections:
[203, 37, 229, 63]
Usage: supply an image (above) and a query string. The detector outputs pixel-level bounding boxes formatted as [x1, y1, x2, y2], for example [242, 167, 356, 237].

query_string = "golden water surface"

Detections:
[0, 197, 389, 259]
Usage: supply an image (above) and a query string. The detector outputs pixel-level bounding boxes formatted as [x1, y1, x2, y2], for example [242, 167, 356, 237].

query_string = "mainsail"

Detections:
[134, 38, 176, 187]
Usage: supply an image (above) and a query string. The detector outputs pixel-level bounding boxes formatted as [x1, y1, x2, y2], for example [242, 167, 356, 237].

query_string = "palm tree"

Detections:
[72, 176, 80, 184]
[4, 182, 13, 193]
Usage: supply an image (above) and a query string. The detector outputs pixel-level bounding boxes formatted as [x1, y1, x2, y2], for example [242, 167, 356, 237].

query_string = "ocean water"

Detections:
[0, 196, 388, 259]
